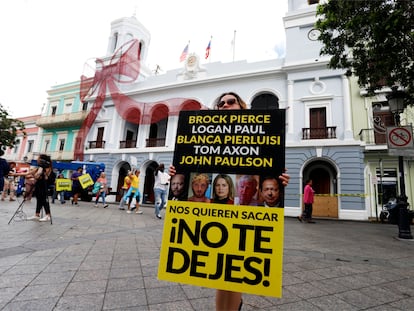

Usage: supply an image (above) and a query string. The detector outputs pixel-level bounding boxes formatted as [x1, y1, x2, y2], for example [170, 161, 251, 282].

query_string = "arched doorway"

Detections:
[116, 162, 132, 202]
[143, 161, 159, 204]
[251, 93, 279, 110]
[303, 160, 338, 218]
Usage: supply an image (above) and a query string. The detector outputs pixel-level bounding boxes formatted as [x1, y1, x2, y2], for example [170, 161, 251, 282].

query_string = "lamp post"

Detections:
[386, 90, 413, 239]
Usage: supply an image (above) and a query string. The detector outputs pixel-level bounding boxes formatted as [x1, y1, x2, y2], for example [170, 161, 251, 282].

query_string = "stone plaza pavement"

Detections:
[0, 198, 413, 311]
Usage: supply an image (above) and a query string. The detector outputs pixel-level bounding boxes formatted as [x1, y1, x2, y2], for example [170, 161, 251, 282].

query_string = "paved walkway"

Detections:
[0, 198, 413, 310]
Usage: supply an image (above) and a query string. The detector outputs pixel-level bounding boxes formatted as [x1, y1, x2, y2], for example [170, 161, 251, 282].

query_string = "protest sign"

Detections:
[78, 173, 94, 189]
[158, 109, 285, 298]
[55, 178, 72, 192]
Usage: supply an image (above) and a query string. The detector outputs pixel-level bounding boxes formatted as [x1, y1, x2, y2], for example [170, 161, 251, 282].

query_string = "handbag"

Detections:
[92, 181, 101, 194]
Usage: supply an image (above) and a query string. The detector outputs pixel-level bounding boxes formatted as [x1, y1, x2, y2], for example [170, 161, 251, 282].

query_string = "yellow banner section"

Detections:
[158, 201, 284, 298]
[78, 173, 94, 189]
[55, 178, 72, 192]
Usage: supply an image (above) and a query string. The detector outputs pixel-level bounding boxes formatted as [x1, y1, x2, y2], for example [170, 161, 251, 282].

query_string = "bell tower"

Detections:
[106, 15, 151, 77]
[284, 0, 323, 65]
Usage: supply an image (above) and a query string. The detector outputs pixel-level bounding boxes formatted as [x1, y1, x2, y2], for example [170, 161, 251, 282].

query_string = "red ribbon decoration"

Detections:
[75, 39, 142, 160]
[75, 39, 201, 161]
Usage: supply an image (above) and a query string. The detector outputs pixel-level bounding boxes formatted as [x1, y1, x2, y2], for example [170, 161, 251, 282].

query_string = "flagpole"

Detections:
[232, 30, 236, 62]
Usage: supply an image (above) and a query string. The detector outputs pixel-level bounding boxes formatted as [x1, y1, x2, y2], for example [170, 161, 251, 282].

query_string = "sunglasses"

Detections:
[217, 98, 238, 108]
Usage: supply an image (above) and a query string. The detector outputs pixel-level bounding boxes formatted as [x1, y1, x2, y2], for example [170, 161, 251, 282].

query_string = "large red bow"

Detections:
[75, 39, 141, 160]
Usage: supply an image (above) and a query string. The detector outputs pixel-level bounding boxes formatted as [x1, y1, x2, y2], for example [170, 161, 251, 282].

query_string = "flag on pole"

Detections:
[180, 42, 189, 62]
[205, 37, 212, 59]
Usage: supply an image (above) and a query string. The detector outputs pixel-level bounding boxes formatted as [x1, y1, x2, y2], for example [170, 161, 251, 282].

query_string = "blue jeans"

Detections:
[154, 188, 167, 216]
[95, 191, 106, 205]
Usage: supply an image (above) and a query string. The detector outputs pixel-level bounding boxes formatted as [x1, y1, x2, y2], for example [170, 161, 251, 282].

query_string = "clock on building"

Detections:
[307, 28, 321, 41]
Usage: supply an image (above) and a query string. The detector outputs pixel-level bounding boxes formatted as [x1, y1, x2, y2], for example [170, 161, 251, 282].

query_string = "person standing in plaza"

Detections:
[153, 163, 170, 219]
[2, 161, 16, 201]
[27, 154, 55, 222]
[71, 167, 83, 205]
[53, 173, 66, 204]
[298, 179, 315, 223]
[0, 150, 10, 196]
[169, 91, 290, 311]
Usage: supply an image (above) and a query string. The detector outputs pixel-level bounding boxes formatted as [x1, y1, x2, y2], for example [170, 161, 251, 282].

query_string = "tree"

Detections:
[0, 103, 26, 150]
[315, 0, 413, 101]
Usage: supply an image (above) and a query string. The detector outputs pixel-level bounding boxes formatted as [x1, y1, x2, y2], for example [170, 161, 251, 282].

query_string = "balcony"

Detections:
[88, 141, 106, 149]
[120, 140, 137, 148]
[302, 127, 337, 140]
[146, 138, 166, 147]
[36, 111, 88, 129]
[358, 128, 387, 145]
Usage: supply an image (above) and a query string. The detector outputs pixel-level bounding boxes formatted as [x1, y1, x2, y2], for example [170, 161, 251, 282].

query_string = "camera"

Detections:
[38, 158, 51, 168]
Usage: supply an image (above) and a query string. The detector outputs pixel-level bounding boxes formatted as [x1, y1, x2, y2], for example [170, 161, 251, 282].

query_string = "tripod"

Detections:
[7, 176, 53, 225]
[8, 197, 27, 224]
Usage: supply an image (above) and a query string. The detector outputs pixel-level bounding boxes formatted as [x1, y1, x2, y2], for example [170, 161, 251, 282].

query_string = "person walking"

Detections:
[119, 171, 132, 210]
[298, 179, 315, 223]
[126, 169, 143, 214]
[94, 172, 108, 208]
[153, 163, 170, 219]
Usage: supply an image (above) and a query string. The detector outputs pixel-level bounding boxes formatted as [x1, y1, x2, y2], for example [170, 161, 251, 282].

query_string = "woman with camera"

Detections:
[26, 154, 56, 222]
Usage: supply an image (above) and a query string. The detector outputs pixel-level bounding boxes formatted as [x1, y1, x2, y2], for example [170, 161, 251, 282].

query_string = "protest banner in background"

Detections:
[158, 109, 285, 298]
[55, 178, 72, 192]
[78, 173, 94, 189]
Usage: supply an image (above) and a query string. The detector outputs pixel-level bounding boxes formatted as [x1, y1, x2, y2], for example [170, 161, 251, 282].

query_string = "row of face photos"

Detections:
[169, 172, 283, 207]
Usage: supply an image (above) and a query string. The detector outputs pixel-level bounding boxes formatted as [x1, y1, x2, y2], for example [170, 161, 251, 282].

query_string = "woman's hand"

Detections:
[169, 165, 176, 176]
[279, 169, 290, 187]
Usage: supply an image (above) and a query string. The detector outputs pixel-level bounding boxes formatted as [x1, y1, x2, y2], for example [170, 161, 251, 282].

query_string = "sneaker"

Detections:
[39, 215, 51, 222]
[136, 210, 143, 214]
[156, 214, 162, 219]
[104, 204, 108, 208]
[27, 215, 40, 221]
[9, 198, 16, 201]
[119, 207, 125, 210]
[94, 204, 98, 207]
[126, 210, 132, 214]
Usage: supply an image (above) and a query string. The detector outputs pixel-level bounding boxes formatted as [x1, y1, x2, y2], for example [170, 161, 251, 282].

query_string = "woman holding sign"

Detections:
[170, 92, 290, 311]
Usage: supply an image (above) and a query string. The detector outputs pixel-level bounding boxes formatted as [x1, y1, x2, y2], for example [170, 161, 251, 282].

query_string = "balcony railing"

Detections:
[358, 128, 387, 145]
[302, 127, 337, 140]
[119, 140, 137, 148]
[146, 138, 166, 147]
[36, 111, 88, 129]
[88, 141, 106, 149]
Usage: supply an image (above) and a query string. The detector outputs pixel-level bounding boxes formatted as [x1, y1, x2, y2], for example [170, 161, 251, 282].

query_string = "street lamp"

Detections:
[386, 89, 413, 239]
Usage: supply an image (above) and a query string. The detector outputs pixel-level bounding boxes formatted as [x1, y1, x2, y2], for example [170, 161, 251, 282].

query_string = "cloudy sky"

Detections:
[0, 0, 288, 118]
